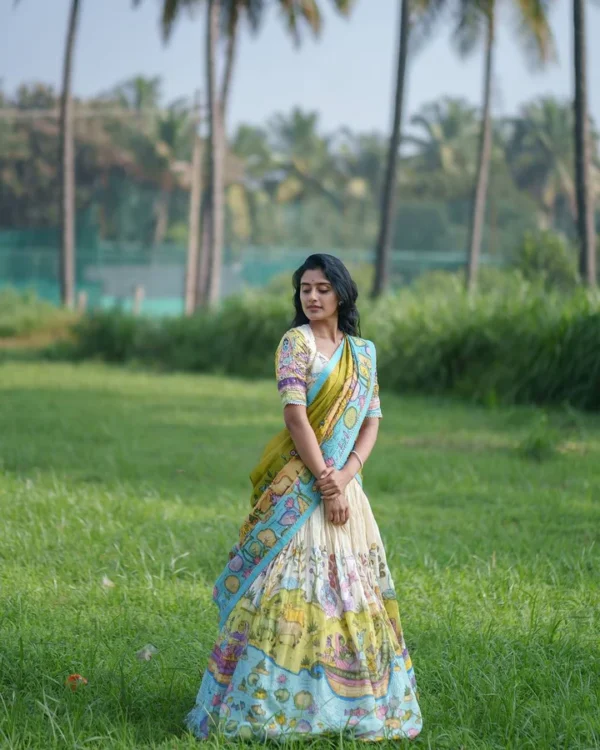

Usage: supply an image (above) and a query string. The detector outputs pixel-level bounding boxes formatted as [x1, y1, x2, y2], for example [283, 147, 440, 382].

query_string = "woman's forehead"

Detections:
[300, 269, 330, 285]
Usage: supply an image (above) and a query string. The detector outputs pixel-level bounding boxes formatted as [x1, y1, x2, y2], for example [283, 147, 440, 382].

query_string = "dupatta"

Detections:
[212, 333, 377, 628]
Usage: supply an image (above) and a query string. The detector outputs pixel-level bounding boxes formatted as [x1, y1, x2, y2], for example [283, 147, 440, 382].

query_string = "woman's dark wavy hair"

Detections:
[291, 254, 361, 336]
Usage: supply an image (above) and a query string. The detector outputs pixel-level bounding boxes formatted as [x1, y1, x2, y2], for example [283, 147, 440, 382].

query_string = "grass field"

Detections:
[1, 362, 599, 750]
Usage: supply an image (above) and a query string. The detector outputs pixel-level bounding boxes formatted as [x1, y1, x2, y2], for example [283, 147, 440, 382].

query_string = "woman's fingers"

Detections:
[318, 467, 334, 483]
[317, 477, 335, 491]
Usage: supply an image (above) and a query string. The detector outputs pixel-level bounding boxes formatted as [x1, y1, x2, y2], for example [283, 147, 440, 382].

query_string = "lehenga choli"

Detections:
[185, 324, 423, 741]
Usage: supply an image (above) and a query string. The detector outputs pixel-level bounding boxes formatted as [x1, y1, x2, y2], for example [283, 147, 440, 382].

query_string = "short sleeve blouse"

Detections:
[275, 325, 382, 418]
[275, 327, 312, 407]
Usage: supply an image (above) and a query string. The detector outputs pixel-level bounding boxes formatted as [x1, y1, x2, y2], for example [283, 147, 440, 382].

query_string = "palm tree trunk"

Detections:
[185, 98, 202, 315]
[195, 12, 238, 310]
[573, 0, 596, 287]
[59, 0, 81, 309]
[153, 188, 170, 247]
[466, 11, 494, 293]
[197, 191, 212, 307]
[220, 15, 238, 123]
[372, 0, 410, 298]
[206, 0, 225, 306]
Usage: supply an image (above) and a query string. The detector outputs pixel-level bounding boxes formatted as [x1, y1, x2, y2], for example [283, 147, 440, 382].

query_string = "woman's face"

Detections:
[299, 268, 339, 322]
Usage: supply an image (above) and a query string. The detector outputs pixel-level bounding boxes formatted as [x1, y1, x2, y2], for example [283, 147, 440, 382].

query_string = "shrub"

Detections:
[0, 288, 76, 338]
[67, 277, 600, 412]
[514, 231, 579, 291]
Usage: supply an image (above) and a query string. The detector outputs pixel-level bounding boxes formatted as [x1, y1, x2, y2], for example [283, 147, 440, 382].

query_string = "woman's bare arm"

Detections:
[342, 417, 380, 478]
[315, 417, 380, 502]
[283, 404, 329, 480]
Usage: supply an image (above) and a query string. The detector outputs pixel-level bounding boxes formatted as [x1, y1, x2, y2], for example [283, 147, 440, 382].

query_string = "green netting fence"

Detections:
[0, 225, 506, 316]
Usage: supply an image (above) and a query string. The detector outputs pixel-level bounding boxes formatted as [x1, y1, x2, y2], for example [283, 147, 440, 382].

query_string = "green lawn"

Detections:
[1, 362, 599, 750]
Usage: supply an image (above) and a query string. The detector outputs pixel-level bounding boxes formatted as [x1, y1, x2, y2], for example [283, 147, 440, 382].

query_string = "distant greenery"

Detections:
[63, 270, 600, 411]
[1, 362, 599, 748]
[1, 80, 593, 256]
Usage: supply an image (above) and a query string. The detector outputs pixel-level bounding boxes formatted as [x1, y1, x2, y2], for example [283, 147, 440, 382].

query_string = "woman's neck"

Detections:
[309, 318, 341, 343]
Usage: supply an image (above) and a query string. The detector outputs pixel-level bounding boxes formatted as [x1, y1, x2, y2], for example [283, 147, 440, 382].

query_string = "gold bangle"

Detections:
[350, 449, 364, 470]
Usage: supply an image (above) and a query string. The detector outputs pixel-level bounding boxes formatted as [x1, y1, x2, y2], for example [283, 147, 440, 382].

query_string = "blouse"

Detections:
[275, 324, 382, 418]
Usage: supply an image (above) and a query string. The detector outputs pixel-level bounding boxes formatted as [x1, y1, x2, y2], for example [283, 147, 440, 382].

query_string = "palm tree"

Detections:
[454, 0, 553, 291]
[505, 98, 581, 231]
[404, 98, 478, 176]
[268, 108, 344, 209]
[142, 0, 354, 309]
[112, 75, 162, 113]
[204, 0, 225, 305]
[152, 100, 195, 246]
[372, 0, 410, 298]
[15, 0, 83, 307]
[573, 0, 596, 287]
[56, 0, 83, 308]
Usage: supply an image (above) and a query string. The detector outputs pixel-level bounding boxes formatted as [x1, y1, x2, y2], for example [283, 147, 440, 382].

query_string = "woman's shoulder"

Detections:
[278, 324, 314, 349]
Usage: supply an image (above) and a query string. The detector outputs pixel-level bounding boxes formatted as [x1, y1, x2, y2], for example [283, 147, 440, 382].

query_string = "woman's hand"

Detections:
[323, 493, 349, 525]
[315, 468, 351, 525]
[315, 468, 351, 501]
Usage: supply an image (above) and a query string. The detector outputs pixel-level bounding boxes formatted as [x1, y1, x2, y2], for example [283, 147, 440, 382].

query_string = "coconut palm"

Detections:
[505, 98, 581, 231]
[573, 0, 596, 286]
[404, 98, 478, 176]
[269, 108, 343, 209]
[19, 0, 85, 307]
[453, 0, 554, 291]
[20, 0, 83, 307]
[372, 0, 410, 298]
[139, 0, 355, 309]
[152, 100, 196, 246]
[111, 75, 162, 113]
[55, 0, 83, 308]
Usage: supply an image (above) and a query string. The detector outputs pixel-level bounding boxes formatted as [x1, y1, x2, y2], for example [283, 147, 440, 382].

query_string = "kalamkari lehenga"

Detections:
[185, 324, 423, 741]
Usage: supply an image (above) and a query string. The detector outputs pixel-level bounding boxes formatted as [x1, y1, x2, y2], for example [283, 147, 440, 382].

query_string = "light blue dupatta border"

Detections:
[214, 336, 377, 629]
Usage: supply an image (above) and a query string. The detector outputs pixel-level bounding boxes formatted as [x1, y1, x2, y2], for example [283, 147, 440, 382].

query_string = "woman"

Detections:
[185, 254, 422, 741]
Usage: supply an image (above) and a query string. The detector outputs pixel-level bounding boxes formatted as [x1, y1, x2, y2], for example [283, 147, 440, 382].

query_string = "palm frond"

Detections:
[510, 0, 556, 69]
[451, 0, 488, 58]
[332, 0, 355, 16]
[299, 0, 323, 36]
[161, 0, 198, 43]
[409, 0, 450, 57]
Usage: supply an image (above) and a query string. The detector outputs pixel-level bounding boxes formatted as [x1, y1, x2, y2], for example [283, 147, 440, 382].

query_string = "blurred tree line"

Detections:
[2, 79, 596, 260]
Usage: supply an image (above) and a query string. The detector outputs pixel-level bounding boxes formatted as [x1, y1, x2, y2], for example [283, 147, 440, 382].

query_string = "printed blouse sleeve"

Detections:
[275, 328, 311, 407]
[366, 370, 382, 418]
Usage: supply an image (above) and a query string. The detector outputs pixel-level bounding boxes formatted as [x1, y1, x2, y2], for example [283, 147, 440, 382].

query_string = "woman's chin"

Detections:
[304, 309, 332, 321]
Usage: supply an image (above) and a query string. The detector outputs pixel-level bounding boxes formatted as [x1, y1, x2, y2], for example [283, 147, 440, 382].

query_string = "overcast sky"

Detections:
[2, 0, 599, 135]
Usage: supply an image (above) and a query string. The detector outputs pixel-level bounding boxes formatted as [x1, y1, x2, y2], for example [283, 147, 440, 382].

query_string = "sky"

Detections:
[1, 0, 600, 137]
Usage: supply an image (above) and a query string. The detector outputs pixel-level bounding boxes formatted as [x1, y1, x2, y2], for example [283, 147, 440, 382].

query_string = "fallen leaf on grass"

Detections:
[65, 673, 88, 690]
[101, 575, 115, 588]
[135, 644, 159, 661]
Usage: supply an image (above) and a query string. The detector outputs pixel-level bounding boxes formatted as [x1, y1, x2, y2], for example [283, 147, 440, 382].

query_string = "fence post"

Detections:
[132, 284, 145, 315]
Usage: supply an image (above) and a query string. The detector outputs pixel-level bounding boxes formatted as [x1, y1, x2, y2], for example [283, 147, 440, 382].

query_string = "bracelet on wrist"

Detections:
[350, 449, 364, 470]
